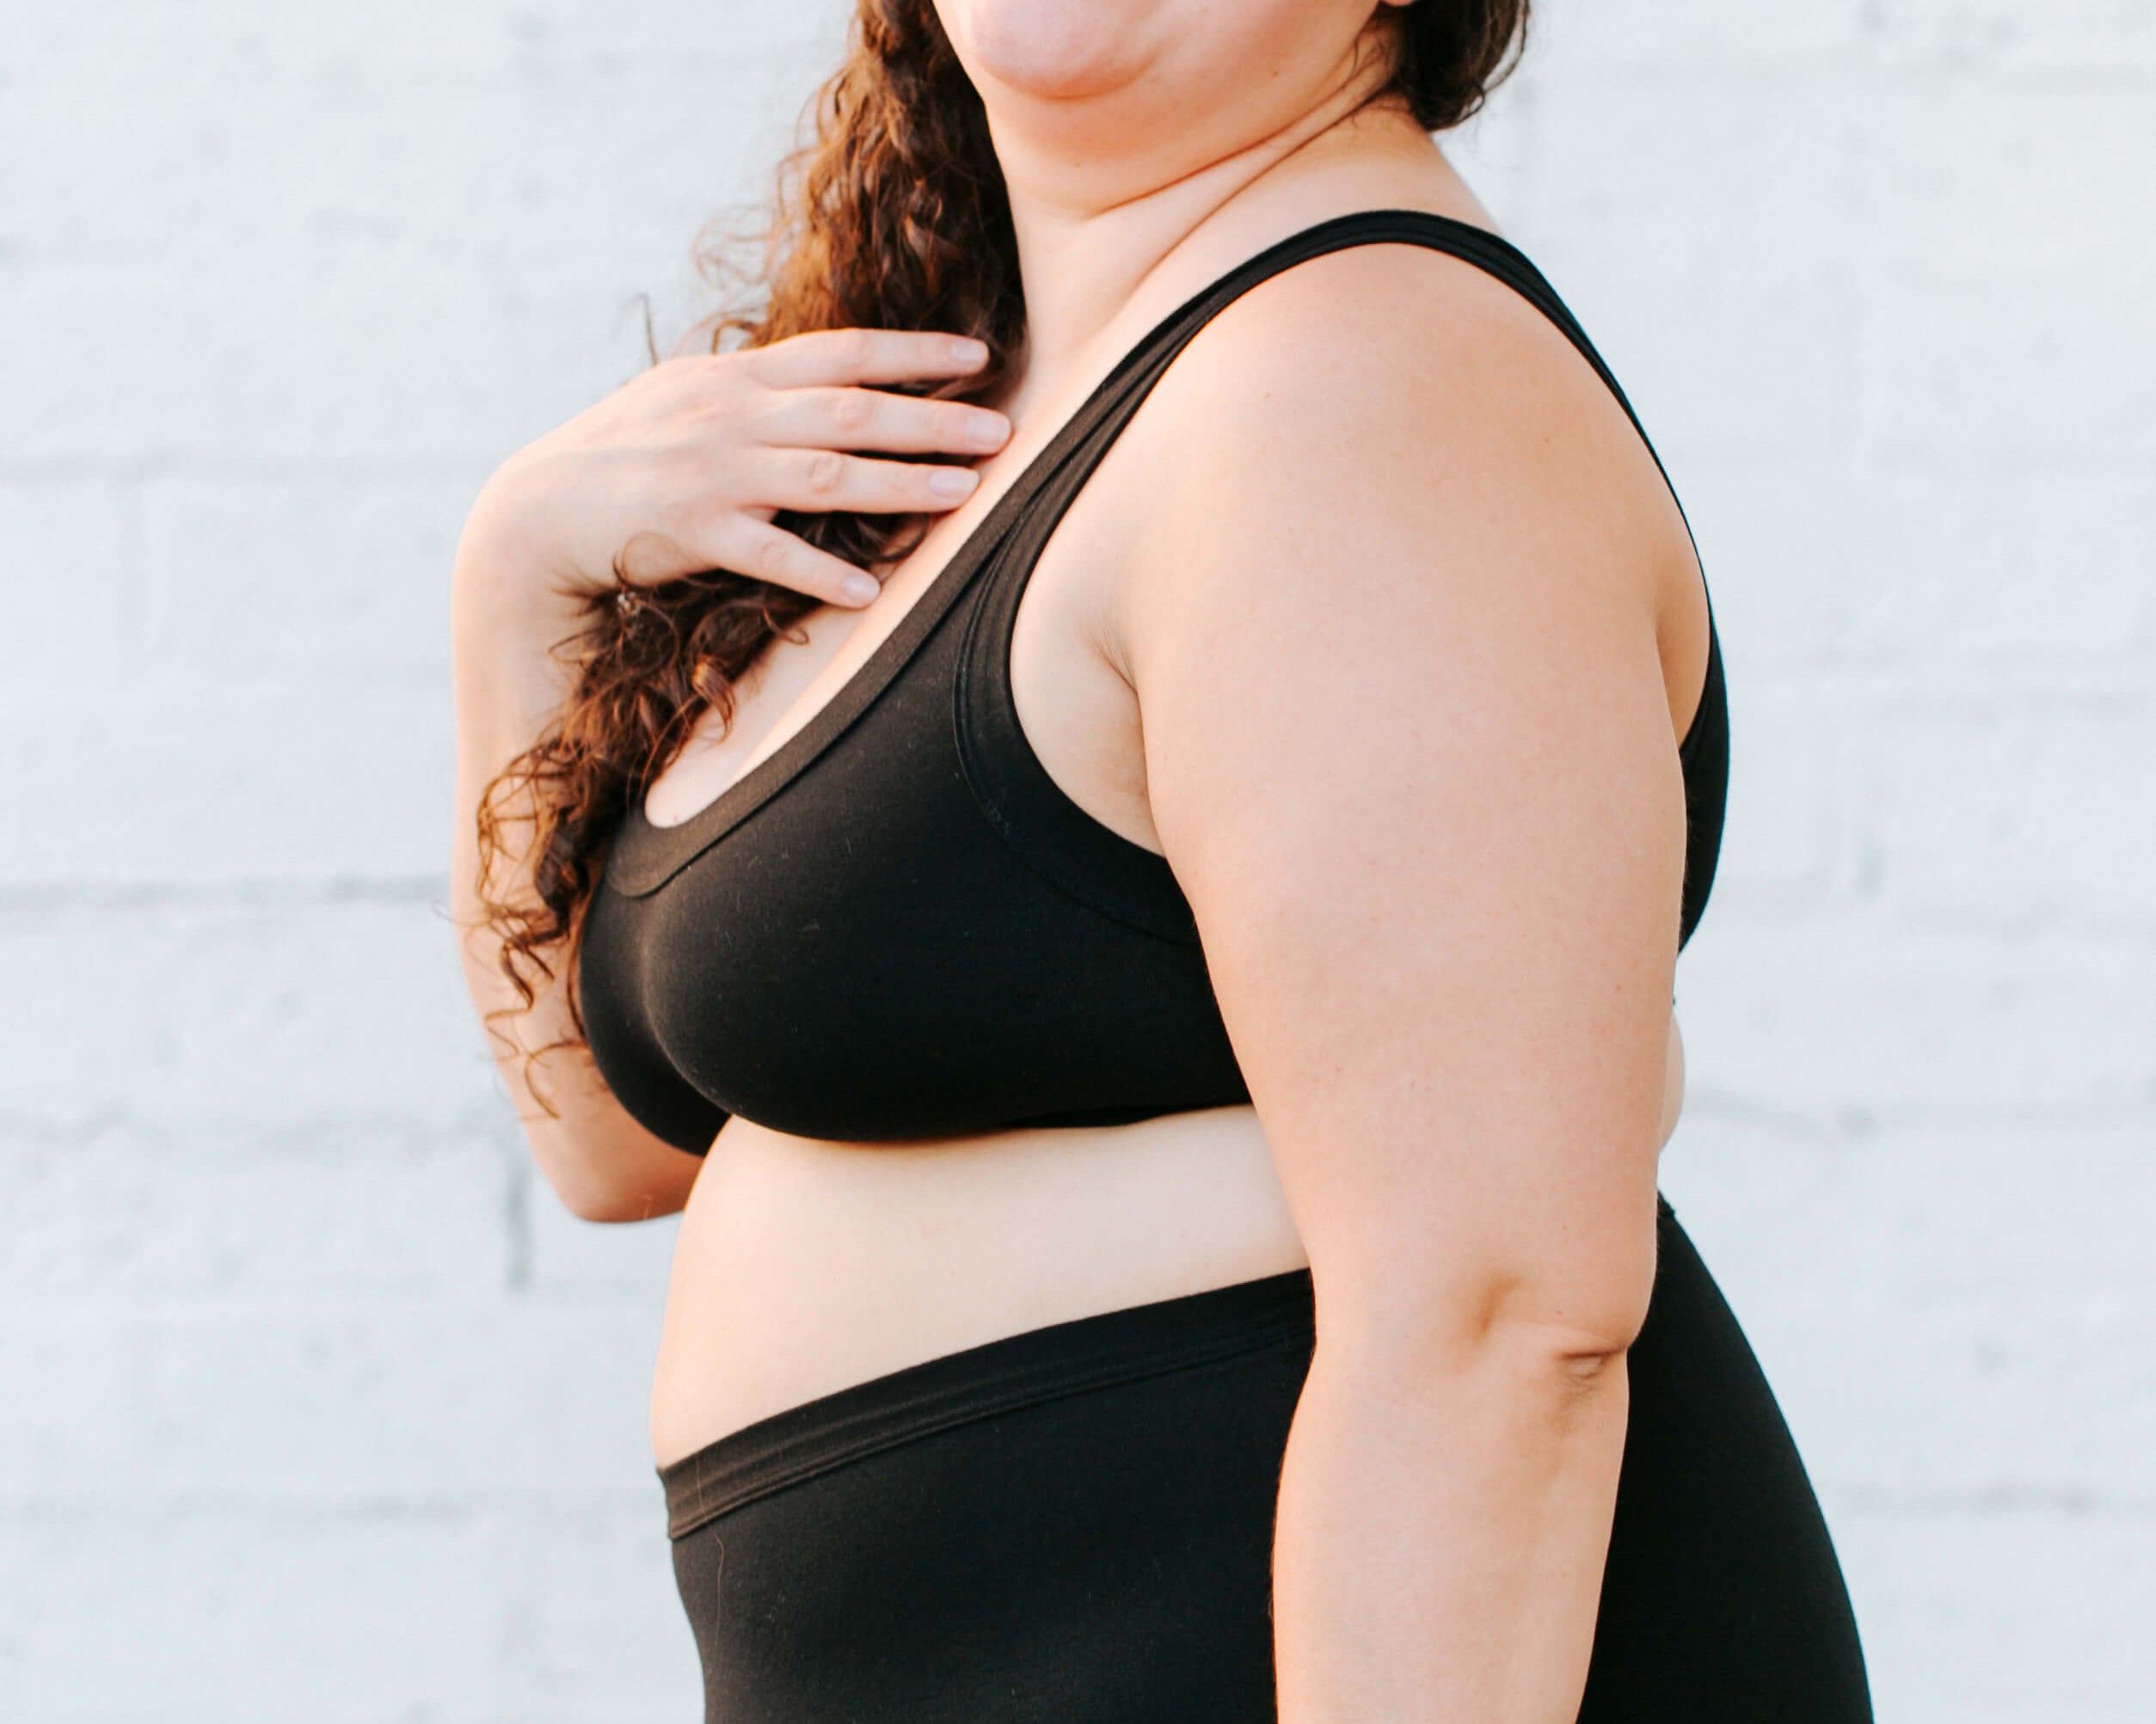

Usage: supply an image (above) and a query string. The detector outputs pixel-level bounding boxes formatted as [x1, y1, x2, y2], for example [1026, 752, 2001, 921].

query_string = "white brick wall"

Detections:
[1, 3, 2147, 1719]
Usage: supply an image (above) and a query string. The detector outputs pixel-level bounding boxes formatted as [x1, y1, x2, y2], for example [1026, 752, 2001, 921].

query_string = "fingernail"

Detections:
[842, 573, 880, 604]
[929, 467, 979, 501]
[968, 413, 1010, 451]
[949, 337, 989, 367]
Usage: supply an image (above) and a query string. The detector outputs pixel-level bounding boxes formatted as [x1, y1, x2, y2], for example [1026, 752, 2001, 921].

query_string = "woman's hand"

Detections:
[463, 328, 1013, 613]
[450, 328, 1010, 1219]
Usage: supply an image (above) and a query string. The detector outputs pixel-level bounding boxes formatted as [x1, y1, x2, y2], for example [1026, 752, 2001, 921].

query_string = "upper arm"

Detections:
[1123, 248, 1689, 1356]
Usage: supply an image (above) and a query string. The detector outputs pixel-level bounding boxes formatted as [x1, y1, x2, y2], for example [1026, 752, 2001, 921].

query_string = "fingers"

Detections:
[754, 447, 982, 517]
[690, 516, 886, 609]
[748, 327, 992, 390]
[761, 386, 1010, 457]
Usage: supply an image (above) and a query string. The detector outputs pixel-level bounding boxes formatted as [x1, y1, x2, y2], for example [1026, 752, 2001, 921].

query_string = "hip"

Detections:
[659, 1194, 1872, 1723]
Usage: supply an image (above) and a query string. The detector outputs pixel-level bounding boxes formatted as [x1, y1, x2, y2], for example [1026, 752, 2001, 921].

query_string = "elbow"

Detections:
[1508, 1289, 1651, 1381]
[1491, 1272, 1655, 1382]
[1426, 1311, 1643, 1402]
[1318, 1255, 1655, 1400]
[1312, 1306, 1641, 1455]
[527, 1124, 699, 1224]
[1503, 1318, 1638, 1421]
[548, 1176, 673, 1225]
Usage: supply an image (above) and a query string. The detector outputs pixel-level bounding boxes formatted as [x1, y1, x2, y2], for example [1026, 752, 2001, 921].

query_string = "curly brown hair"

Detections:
[473, 0, 1531, 1054]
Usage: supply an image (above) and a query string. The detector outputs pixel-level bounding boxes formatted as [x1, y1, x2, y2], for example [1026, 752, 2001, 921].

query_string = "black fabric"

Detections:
[580, 210, 1732, 1153]
[660, 1196, 1870, 1723]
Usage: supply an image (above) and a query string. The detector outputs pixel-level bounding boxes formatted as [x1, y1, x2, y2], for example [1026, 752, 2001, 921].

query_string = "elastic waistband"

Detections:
[659, 1267, 1316, 1541]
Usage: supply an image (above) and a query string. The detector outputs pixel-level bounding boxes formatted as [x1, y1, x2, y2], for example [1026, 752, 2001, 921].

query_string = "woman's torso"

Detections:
[615, 152, 1717, 1468]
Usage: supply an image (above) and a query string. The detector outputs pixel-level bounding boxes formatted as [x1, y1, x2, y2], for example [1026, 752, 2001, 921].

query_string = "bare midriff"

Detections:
[648, 1105, 1304, 1465]
[648, 1031, 1684, 1466]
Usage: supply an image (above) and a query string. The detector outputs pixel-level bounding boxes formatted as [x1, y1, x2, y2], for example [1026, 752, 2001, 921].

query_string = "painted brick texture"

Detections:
[2, 2, 2149, 1720]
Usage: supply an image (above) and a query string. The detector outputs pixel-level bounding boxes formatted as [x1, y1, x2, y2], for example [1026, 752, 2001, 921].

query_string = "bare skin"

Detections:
[455, 3, 1708, 1716]
[637, 127, 1698, 1455]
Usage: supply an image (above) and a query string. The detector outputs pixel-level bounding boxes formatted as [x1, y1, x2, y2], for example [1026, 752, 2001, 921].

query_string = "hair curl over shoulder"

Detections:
[473, 0, 1531, 1057]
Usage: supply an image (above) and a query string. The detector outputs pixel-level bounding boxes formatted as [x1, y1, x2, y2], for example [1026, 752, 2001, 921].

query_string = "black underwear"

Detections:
[660, 1198, 1871, 1722]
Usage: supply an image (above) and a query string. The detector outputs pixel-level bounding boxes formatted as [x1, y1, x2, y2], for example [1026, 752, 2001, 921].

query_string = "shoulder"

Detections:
[1109, 230, 1700, 742]
[1167, 233, 1588, 412]
[1137, 233, 1680, 574]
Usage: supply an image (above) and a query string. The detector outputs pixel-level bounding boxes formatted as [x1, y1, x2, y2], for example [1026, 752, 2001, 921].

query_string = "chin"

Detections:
[938, 0, 1159, 101]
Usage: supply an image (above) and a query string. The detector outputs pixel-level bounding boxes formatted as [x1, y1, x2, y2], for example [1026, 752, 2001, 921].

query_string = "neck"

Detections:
[986, 49, 1405, 413]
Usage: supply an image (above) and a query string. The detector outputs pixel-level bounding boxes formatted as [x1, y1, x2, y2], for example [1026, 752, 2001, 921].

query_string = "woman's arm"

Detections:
[451, 504, 707, 1223]
[450, 332, 1011, 1221]
[1123, 248, 1697, 1720]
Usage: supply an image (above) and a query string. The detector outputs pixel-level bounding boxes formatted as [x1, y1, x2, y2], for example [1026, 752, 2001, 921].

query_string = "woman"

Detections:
[452, 2, 1871, 1717]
